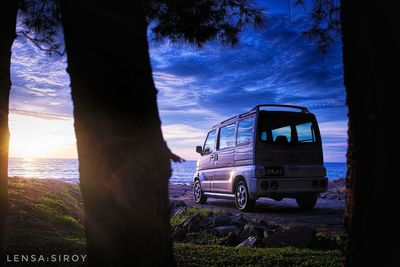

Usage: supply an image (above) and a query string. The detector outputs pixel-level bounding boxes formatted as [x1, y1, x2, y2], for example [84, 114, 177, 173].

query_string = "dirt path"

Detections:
[169, 180, 345, 235]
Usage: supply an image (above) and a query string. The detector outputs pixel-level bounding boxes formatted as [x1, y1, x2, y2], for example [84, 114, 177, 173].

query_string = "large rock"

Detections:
[172, 227, 186, 241]
[186, 232, 200, 241]
[264, 225, 316, 248]
[169, 200, 187, 214]
[211, 214, 232, 227]
[173, 206, 187, 217]
[182, 212, 203, 233]
[213, 225, 238, 235]
[198, 217, 212, 228]
[229, 213, 247, 226]
[218, 232, 244, 246]
[236, 236, 261, 248]
[241, 222, 269, 239]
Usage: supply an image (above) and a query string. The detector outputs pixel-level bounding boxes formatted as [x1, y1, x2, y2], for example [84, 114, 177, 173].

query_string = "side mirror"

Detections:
[196, 146, 203, 155]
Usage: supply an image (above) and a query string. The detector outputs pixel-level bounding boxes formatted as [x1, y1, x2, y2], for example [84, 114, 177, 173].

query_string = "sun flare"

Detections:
[8, 112, 77, 159]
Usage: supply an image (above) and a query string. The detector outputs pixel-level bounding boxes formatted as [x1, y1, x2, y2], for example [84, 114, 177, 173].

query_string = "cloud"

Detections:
[150, 13, 347, 161]
[10, 32, 72, 116]
[10, 5, 347, 161]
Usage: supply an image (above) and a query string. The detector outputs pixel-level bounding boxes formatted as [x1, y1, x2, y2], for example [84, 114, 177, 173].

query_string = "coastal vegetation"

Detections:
[5, 177, 343, 266]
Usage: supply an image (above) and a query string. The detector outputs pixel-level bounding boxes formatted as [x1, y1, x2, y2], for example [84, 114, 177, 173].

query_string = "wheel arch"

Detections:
[232, 175, 246, 193]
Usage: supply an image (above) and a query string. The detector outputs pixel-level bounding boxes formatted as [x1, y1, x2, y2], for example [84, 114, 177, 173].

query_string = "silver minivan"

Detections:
[193, 104, 328, 211]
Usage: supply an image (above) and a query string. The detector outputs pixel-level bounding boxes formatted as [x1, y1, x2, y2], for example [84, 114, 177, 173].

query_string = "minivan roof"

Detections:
[212, 104, 310, 128]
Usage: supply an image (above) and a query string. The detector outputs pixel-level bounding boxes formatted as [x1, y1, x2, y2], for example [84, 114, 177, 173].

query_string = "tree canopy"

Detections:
[17, 0, 340, 55]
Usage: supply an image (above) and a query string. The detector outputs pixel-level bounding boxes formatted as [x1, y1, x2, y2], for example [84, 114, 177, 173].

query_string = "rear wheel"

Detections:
[194, 180, 207, 204]
[235, 180, 255, 211]
[296, 195, 318, 209]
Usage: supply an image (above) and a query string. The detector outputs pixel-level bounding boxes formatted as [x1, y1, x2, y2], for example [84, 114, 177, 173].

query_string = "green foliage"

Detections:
[5, 178, 85, 254]
[145, 0, 264, 46]
[16, 0, 340, 54]
[174, 243, 344, 267]
[18, 0, 63, 55]
[293, 0, 341, 52]
[170, 207, 221, 226]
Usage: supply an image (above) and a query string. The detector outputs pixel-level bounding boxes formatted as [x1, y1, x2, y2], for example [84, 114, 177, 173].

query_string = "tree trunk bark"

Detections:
[342, 1, 399, 265]
[0, 0, 18, 262]
[60, 1, 174, 266]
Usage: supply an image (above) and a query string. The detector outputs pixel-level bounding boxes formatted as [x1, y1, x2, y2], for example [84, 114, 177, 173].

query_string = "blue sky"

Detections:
[9, 1, 347, 161]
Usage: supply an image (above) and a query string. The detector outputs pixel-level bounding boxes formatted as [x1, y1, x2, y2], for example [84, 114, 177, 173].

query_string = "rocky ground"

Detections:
[169, 178, 346, 249]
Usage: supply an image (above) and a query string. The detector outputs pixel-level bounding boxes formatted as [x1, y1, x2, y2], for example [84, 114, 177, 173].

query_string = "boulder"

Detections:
[241, 222, 269, 239]
[264, 225, 316, 248]
[172, 227, 186, 242]
[236, 236, 260, 248]
[229, 213, 247, 226]
[211, 214, 232, 227]
[182, 212, 203, 233]
[173, 206, 187, 217]
[213, 225, 238, 235]
[169, 200, 187, 214]
[218, 232, 243, 246]
[186, 232, 200, 241]
[198, 217, 212, 228]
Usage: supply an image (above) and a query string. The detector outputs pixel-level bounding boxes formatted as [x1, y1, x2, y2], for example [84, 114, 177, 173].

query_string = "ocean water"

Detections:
[8, 158, 346, 184]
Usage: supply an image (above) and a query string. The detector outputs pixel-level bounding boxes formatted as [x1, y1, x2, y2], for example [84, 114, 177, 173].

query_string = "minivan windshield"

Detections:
[258, 111, 320, 145]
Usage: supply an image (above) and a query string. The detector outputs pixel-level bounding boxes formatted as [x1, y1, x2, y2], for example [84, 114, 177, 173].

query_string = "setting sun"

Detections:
[8, 112, 77, 159]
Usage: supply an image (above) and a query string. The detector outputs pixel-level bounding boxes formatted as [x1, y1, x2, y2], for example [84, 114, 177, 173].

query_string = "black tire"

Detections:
[193, 180, 207, 204]
[234, 180, 256, 211]
[296, 195, 318, 209]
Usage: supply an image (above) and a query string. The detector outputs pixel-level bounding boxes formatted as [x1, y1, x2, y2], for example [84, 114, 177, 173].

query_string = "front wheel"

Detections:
[296, 195, 318, 209]
[194, 180, 207, 204]
[235, 180, 255, 211]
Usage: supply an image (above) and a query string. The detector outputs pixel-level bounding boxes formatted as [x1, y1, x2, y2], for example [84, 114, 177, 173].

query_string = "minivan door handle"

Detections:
[210, 154, 218, 161]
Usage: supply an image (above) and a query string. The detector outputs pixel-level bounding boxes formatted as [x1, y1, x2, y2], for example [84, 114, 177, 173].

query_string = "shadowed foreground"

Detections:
[4, 177, 343, 266]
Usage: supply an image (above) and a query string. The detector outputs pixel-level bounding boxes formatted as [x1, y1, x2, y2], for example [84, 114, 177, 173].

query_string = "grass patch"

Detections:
[6, 177, 85, 254]
[174, 243, 344, 267]
[171, 207, 222, 226]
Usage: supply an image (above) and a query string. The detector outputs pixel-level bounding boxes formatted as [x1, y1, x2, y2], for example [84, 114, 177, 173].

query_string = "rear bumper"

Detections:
[248, 177, 328, 199]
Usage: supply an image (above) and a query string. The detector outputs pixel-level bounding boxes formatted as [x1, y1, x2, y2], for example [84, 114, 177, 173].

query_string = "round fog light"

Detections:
[271, 181, 279, 190]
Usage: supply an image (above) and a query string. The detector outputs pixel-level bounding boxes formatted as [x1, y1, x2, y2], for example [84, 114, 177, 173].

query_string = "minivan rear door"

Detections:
[255, 111, 325, 176]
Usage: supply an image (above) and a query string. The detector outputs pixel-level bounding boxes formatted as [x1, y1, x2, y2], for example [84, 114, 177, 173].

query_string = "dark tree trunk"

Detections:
[0, 0, 18, 262]
[342, 1, 399, 265]
[60, 1, 174, 266]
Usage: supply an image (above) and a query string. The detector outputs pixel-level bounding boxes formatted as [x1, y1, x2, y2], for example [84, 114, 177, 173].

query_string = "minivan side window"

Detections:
[218, 124, 236, 150]
[203, 130, 216, 155]
[237, 116, 254, 146]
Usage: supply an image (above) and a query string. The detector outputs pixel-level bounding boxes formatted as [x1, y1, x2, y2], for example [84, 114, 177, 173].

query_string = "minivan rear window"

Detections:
[259, 112, 319, 144]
